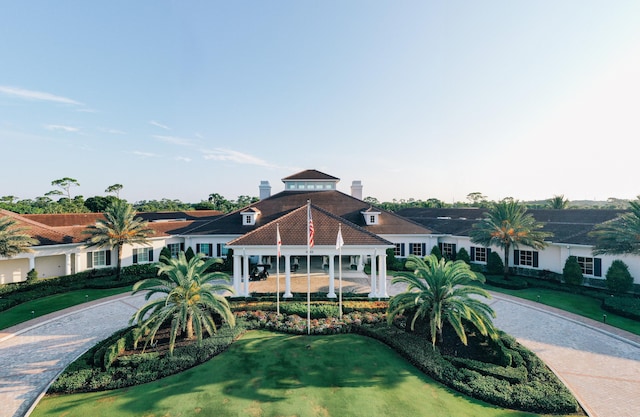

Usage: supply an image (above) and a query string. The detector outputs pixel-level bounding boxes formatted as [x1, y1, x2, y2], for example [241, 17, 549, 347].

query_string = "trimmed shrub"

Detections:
[430, 245, 443, 261]
[456, 247, 471, 265]
[486, 251, 504, 275]
[562, 256, 584, 286]
[485, 275, 528, 290]
[606, 260, 634, 294]
[603, 296, 640, 320]
[26, 269, 38, 282]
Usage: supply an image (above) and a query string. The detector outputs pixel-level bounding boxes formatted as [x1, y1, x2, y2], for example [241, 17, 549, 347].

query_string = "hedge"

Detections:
[603, 296, 640, 321]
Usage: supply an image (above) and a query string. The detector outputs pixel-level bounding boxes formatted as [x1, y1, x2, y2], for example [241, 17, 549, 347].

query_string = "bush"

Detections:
[562, 256, 584, 286]
[26, 268, 38, 282]
[430, 245, 443, 261]
[486, 251, 504, 275]
[485, 275, 528, 290]
[603, 295, 640, 320]
[606, 260, 634, 293]
[456, 247, 471, 265]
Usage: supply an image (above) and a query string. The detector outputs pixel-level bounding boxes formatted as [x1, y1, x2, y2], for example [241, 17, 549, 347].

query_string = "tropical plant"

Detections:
[470, 200, 552, 278]
[0, 216, 39, 257]
[605, 260, 634, 294]
[591, 197, 640, 256]
[562, 256, 583, 286]
[548, 195, 568, 209]
[387, 254, 498, 347]
[83, 200, 153, 280]
[130, 252, 236, 355]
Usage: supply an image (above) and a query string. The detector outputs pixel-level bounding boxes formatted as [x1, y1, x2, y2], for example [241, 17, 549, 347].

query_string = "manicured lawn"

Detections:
[483, 284, 640, 336]
[32, 330, 563, 417]
[0, 286, 131, 330]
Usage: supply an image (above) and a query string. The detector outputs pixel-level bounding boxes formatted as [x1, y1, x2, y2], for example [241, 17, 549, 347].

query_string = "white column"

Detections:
[284, 255, 293, 298]
[65, 253, 72, 276]
[28, 254, 35, 271]
[378, 253, 388, 298]
[368, 252, 377, 298]
[233, 254, 242, 294]
[327, 255, 336, 298]
[243, 254, 250, 297]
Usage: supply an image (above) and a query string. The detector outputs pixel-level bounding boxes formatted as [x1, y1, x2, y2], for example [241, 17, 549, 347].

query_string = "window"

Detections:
[410, 243, 424, 256]
[245, 215, 252, 224]
[218, 244, 230, 257]
[133, 247, 153, 264]
[470, 247, 488, 263]
[576, 256, 602, 276]
[440, 243, 457, 260]
[370, 215, 376, 224]
[87, 250, 111, 268]
[196, 243, 213, 257]
[514, 250, 539, 267]
[167, 243, 181, 258]
[394, 243, 405, 257]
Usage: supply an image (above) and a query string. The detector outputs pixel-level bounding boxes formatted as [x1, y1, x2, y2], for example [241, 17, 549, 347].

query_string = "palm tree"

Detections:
[130, 252, 236, 355]
[387, 254, 498, 347]
[470, 200, 552, 278]
[548, 195, 568, 209]
[590, 196, 640, 255]
[83, 200, 153, 280]
[0, 216, 39, 257]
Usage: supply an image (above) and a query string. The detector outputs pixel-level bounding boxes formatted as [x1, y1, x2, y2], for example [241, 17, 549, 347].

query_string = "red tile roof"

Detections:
[282, 169, 340, 181]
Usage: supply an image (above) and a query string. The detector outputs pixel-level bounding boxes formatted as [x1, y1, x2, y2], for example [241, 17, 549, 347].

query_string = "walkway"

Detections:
[0, 280, 639, 417]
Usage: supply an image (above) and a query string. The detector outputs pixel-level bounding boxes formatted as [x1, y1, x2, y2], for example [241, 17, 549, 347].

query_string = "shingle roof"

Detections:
[182, 190, 432, 236]
[282, 169, 340, 181]
[227, 204, 392, 247]
[396, 208, 626, 245]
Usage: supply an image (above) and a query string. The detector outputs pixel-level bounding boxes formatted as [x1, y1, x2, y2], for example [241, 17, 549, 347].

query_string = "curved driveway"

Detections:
[1, 284, 639, 417]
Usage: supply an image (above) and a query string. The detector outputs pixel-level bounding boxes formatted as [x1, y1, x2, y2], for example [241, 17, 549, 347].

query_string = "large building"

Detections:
[1, 170, 638, 294]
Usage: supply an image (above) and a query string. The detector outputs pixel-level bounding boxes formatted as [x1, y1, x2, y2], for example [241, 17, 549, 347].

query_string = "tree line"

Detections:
[0, 177, 632, 215]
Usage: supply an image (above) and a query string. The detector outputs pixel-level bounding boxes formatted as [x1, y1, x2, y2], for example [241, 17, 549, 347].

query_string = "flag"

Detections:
[336, 225, 344, 250]
[308, 205, 315, 248]
[277, 223, 282, 257]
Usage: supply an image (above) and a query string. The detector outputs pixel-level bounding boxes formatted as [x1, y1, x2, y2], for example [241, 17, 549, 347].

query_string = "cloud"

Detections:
[202, 148, 273, 167]
[131, 150, 161, 158]
[152, 135, 195, 146]
[175, 156, 192, 162]
[100, 127, 126, 135]
[0, 85, 83, 105]
[45, 124, 81, 133]
[149, 120, 170, 130]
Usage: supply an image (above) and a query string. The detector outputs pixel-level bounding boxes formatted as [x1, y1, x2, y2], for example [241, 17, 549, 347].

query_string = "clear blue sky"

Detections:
[2, 1, 639, 204]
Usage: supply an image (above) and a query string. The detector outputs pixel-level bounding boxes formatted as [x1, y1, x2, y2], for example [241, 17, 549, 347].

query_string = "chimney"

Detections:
[259, 180, 271, 200]
[351, 180, 363, 200]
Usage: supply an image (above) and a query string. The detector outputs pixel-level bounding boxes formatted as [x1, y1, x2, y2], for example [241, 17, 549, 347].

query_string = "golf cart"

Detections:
[249, 264, 270, 281]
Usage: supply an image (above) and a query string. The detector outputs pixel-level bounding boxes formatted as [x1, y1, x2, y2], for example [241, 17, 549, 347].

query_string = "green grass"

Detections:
[32, 330, 565, 417]
[0, 286, 132, 330]
[482, 284, 640, 336]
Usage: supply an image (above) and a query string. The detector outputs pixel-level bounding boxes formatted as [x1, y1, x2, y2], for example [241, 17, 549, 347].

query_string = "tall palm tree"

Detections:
[83, 200, 153, 280]
[387, 254, 498, 347]
[470, 200, 552, 278]
[0, 216, 39, 257]
[548, 195, 569, 209]
[130, 252, 236, 355]
[590, 196, 640, 255]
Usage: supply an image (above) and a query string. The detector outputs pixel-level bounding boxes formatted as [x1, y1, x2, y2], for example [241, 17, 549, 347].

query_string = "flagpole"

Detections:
[338, 223, 343, 319]
[306, 201, 311, 335]
[276, 223, 281, 316]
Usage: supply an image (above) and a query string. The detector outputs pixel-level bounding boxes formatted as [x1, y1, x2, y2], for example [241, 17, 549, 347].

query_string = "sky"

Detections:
[1, 1, 640, 205]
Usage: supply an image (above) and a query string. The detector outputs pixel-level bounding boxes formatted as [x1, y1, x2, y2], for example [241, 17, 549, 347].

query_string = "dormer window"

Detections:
[361, 208, 381, 225]
[241, 208, 260, 226]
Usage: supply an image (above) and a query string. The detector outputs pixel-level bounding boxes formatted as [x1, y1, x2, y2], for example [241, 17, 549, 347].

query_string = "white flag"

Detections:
[336, 225, 344, 249]
[277, 224, 282, 257]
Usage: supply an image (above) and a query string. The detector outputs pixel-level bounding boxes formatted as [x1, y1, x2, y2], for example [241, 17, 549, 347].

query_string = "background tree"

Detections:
[130, 252, 236, 355]
[0, 216, 40, 257]
[84, 196, 117, 212]
[387, 255, 498, 347]
[548, 195, 569, 209]
[466, 192, 489, 207]
[105, 184, 123, 199]
[605, 260, 634, 294]
[562, 256, 584, 286]
[50, 177, 80, 200]
[83, 200, 153, 280]
[470, 200, 552, 278]
[591, 197, 640, 256]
